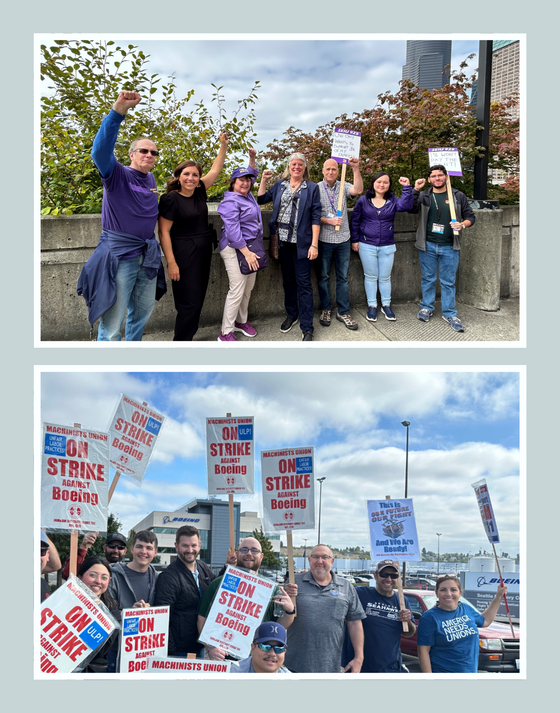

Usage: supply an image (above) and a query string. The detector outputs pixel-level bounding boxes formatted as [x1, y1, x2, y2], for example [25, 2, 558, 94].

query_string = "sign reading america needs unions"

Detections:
[367, 498, 420, 561]
[206, 417, 254, 494]
[261, 447, 315, 531]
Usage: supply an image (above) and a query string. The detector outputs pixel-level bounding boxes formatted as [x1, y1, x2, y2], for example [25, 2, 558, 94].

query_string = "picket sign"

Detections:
[108, 400, 149, 504]
[331, 127, 361, 232]
[386, 494, 408, 633]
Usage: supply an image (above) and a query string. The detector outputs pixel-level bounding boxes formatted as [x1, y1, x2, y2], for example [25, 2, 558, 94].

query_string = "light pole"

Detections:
[401, 421, 410, 585]
[317, 477, 326, 544]
[437, 533, 442, 575]
[303, 538, 308, 558]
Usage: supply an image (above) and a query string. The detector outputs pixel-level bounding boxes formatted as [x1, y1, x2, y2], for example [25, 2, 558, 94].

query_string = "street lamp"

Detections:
[401, 421, 410, 585]
[437, 533, 442, 575]
[317, 477, 326, 544]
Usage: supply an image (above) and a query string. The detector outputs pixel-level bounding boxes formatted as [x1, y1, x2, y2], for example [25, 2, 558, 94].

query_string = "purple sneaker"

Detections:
[217, 332, 237, 342]
[234, 321, 257, 337]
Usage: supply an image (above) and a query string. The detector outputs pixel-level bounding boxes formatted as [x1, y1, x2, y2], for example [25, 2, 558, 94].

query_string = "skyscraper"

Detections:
[402, 40, 452, 90]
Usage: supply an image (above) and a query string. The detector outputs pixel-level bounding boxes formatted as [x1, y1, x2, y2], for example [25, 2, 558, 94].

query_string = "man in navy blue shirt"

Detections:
[342, 560, 416, 673]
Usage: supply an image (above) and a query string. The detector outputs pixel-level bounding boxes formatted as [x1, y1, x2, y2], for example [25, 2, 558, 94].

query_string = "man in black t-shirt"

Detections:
[410, 165, 476, 332]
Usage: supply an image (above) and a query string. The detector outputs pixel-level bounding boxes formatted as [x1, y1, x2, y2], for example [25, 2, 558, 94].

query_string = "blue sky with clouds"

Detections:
[40, 369, 520, 557]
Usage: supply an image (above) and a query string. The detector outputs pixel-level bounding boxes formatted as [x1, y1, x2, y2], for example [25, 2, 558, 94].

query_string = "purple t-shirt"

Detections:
[101, 161, 159, 241]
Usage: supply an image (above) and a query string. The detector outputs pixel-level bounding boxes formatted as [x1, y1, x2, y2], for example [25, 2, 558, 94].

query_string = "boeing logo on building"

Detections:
[162, 516, 201, 524]
[476, 576, 520, 587]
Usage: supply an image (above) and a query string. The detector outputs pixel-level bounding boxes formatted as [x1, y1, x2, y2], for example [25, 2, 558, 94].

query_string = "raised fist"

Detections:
[414, 178, 426, 191]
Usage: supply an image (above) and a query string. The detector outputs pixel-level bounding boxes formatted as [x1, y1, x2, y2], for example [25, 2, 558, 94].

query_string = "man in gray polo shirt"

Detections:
[284, 544, 365, 673]
[317, 157, 363, 331]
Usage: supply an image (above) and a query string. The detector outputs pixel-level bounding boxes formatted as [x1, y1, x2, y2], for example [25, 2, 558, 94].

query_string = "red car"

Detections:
[401, 589, 520, 673]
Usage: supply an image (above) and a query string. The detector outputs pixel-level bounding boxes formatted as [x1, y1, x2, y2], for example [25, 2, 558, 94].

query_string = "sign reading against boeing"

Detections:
[206, 417, 254, 495]
[261, 447, 315, 531]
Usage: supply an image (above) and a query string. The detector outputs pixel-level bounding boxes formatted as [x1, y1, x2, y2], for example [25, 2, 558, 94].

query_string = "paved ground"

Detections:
[142, 298, 520, 343]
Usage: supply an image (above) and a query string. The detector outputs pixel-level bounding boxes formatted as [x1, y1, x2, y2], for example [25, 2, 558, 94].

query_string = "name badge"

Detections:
[331, 590, 339, 596]
[327, 213, 335, 219]
[432, 223, 445, 234]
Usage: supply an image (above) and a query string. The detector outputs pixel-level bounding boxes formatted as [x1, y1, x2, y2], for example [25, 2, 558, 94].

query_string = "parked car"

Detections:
[400, 589, 520, 673]
[405, 577, 437, 590]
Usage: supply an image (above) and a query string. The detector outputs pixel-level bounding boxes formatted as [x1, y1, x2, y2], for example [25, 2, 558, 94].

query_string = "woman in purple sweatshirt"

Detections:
[216, 150, 266, 341]
[351, 172, 413, 322]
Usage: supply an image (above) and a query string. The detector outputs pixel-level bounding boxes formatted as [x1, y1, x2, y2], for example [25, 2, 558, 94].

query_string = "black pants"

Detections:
[171, 237, 213, 341]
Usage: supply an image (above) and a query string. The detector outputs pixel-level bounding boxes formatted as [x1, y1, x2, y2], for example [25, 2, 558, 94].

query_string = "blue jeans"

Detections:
[97, 254, 157, 341]
[279, 242, 314, 333]
[317, 239, 351, 314]
[357, 243, 396, 306]
[418, 242, 460, 318]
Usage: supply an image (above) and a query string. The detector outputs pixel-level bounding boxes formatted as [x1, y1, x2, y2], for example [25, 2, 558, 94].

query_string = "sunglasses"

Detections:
[256, 643, 286, 654]
[106, 543, 127, 550]
[132, 148, 159, 157]
[40, 547, 49, 556]
[378, 572, 399, 579]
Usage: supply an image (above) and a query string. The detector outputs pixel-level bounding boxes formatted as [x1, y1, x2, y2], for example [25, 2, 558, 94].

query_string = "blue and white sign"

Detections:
[261, 447, 316, 531]
[367, 498, 420, 561]
[206, 417, 255, 495]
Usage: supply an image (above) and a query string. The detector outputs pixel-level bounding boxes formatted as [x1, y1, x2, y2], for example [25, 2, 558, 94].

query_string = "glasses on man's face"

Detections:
[85, 572, 110, 583]
[133, 148, 159, 157]
[106, 544, 127, 550]
[239, 547, 262, 554]
[256, 643, 286, 654]
[310, 555, 332, 561]
[378, 572, 399, 580]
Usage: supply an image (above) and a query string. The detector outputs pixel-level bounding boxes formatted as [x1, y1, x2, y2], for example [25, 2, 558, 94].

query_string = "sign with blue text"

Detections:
[367, 498, 420, 561]
[206, 417, 254, 494]
[120, 606, 169, 673]
[261, 447, 315, 531]
[472, 478, 500, 544]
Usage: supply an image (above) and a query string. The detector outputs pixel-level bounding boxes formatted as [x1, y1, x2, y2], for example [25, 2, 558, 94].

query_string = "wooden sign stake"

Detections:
[286, 530, 297, 615]
[69, 422, 82, 576]
[226, 413, 236, 555]
[447, 178, 460, 237]
[386, 494, 408, 632]
[334, 162, 347, 232]
[491, 543, 516, 638]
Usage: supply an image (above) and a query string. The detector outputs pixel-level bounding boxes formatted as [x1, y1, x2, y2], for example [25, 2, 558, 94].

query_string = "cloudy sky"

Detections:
[39, 369, 520, 558]
[41, 36, 483, 158]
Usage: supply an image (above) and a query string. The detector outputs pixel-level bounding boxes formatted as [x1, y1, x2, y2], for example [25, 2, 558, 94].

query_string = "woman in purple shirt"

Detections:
[216, 149, 266, 341]
[351, 172, 413, 322]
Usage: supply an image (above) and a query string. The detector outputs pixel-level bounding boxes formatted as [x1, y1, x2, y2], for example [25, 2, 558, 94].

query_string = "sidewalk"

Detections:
[143, 298, 520, 343]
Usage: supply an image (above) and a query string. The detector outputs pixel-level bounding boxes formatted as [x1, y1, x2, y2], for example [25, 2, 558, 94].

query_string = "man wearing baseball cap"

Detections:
[230, 622, 290, 674]
[61, 531, 128, 579]
[342, 559, 416, 673]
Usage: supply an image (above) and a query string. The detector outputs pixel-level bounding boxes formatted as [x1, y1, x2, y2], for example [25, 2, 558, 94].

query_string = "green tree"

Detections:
[253, 528, 280, 569]
[49, 512, 124, 589]
[41, 39, 259, 215]
[261, 57, 519, 203]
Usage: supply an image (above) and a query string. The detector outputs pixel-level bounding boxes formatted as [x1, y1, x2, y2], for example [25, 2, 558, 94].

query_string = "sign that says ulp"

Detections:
[261, 447, 315, 531]
[206, 417, 254, 494]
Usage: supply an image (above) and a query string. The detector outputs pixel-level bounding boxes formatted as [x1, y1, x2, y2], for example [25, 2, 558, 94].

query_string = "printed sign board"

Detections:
[148, 658, 231, 673]
[261, 447, 315, 531]
[472, 478, 500, 544]
[120, 606, 170, 673]
[462, 571, 520, 619]
[199, 566, 275, 659]
[39, 576, 119, 674]
[367, 498, 420, 560]
[428, 147, 463, 176]
[41, 422, 109, 533]
[331, 127, 362, 164]
[206, 417, 254, 494]
[109, 395, 165, 482]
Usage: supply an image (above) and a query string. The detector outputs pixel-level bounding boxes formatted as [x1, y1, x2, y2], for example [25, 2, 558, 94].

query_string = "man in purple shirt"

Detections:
[77, 91, 164, 341]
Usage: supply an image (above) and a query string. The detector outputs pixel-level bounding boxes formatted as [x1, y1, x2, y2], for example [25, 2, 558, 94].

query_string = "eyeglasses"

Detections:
[106, 543, 127, 550]
[256, 643, 286, 654]
[239, 547, 262, 554]
[85, 572, 110, 582]
[310, 555, 333, 561]
[378, 572, 399, 579]
[132, 148, 159, 157]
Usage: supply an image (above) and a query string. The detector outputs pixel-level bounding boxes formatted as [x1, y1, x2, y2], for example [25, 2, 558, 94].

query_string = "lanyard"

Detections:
[321, 181, 337, 212]
[431, 192, 448, 223]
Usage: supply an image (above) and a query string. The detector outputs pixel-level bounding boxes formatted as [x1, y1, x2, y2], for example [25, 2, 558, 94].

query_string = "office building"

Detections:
[402, 40, 452, 90]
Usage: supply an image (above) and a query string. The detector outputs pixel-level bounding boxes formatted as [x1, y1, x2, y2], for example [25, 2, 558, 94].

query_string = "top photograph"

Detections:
[37, 35, 523, 347]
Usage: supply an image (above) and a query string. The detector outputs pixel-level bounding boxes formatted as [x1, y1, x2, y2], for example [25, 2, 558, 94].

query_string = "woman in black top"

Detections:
[159, 133, 228, 340]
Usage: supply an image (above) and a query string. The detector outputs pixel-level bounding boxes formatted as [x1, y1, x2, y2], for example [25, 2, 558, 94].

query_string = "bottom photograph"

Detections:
[35, 367, 523, 679]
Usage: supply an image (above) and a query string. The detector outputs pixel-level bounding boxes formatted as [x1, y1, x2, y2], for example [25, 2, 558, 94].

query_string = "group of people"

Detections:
[77, 91, 476, 342]
[40, 528, 506, 675]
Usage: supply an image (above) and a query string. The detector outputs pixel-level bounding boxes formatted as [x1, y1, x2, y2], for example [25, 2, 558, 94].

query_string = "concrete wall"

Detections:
[41, 207, 520, 341]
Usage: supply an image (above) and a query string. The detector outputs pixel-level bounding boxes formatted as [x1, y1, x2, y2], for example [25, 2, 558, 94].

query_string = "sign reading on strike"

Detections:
[109, 394, 165, 482]
[199, 566, 274, 659]
[472, 478, 500, 543]
[261, 447, 315, 531]
[367, 498, 420, 560]
[331, 127, 361, 164]
[120, 606, 169, 673]
[41, 422, 109, 532]
[39, 576, 119, 674]
[206, 417, 254, 494]
[148, 658, 231, 674]
[428, 147, 463, 176]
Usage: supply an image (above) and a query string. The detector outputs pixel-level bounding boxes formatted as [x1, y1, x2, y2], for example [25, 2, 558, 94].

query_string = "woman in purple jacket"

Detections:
[351, 172, 413, 321]
[216, 149, 265, 341]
